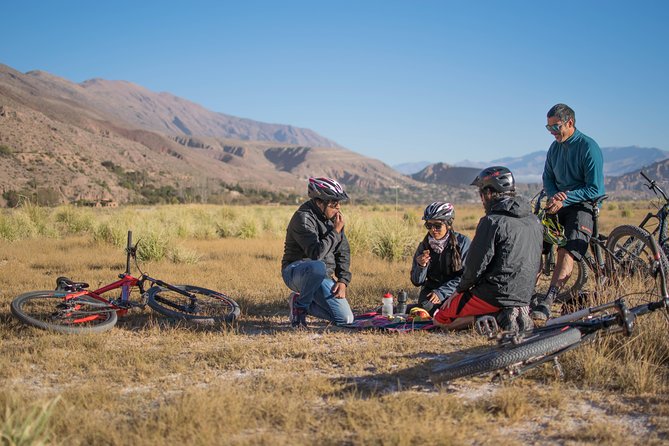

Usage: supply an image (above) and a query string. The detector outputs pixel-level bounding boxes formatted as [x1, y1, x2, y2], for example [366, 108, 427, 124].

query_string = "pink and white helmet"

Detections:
[307, 177, 350, 202]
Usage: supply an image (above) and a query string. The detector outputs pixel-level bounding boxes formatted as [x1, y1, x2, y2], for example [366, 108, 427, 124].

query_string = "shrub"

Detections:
[371, 221, 414, 261]
[54, 206, 94, 235]
[93, 223, 126, 247]
[137, 232, 170, 262]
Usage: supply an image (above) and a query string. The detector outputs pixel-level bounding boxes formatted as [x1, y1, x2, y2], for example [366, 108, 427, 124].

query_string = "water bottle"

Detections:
[396, 290, 408, 315]
[381, 292, 394, 317]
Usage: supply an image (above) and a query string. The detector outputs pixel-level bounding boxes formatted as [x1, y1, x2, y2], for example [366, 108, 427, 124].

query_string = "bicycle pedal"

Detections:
[475, 315, 499, 338]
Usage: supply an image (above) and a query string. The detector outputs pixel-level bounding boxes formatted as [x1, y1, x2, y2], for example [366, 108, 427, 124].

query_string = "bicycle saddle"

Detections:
[55, 276, 89, 292]
[587, 195, 608, 207]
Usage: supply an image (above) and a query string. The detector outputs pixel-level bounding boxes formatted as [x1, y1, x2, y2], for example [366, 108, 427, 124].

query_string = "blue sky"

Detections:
[2, 1, 668, 166]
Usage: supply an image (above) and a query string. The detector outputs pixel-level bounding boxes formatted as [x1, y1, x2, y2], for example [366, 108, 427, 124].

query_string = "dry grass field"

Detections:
[1, 200, 668, 445]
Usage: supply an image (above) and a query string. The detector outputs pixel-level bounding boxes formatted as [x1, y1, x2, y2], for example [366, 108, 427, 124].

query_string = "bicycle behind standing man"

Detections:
[531, 103, 605, 321]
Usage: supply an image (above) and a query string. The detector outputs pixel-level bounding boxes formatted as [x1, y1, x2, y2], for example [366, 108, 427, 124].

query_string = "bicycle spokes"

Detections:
[53, 296, 115, 325]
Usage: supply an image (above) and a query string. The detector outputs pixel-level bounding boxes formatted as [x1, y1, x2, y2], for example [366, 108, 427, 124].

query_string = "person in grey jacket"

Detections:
[433, 166, 543, 332]
[281, 177, 354, 328]
[410, 202, 471, 315]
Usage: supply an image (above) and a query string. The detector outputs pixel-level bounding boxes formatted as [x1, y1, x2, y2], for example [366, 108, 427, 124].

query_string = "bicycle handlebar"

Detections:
[640, 171, 669, 203]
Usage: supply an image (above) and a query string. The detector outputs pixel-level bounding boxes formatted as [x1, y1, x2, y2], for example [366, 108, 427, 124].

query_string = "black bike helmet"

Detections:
[422, 202, 455, 223]
[470, 166, 515, 193]
[307, 177, 350, 202]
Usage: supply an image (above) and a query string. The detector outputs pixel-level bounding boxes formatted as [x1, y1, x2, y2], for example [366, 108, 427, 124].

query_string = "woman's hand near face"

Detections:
[416, 249, 430, 267]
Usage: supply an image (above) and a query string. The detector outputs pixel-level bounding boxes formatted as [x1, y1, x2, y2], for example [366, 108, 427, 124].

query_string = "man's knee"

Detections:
[333, 308, 354, 325]
[310, 261, 327, 279]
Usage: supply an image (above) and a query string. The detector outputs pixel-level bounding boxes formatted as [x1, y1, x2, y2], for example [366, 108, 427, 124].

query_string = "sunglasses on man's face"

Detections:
[424, 222, 446, 230]
[545, 121, 568, 133]
[326, 201, 341, 209]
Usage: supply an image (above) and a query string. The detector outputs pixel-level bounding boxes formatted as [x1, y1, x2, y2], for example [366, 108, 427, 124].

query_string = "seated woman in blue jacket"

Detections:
[410, 202, 471, 315]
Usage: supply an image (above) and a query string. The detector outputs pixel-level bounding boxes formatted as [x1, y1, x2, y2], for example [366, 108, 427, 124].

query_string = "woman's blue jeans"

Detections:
[282, 259, 354, 325]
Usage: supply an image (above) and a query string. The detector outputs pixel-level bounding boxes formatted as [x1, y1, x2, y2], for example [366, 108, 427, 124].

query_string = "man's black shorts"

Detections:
[543, 204, 594, 261]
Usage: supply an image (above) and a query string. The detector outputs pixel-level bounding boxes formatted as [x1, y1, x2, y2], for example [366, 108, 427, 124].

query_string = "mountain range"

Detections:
[1, 62, 667, 206]
[395, 147, 669, 183]
[0, 63, 424, 205]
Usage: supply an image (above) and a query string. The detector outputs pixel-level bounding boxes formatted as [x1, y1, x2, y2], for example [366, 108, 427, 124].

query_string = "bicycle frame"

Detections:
[57, 275, 142, 322]
[533, 189, 609, 290]
[639, 171, 669, 249]
[56, 231, 201, 320]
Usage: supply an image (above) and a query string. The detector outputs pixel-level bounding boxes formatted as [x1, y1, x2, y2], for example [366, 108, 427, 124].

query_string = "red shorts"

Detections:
[433, 292, 500, 325]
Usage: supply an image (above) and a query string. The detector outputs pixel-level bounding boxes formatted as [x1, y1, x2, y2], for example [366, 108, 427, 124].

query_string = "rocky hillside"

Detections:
[411, 163, 481, 186]
[0, 63, 422, 205]
[606, 158, 669, 199]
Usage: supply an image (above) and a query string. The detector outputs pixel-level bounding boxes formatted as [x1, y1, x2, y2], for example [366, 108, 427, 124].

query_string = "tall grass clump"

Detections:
[0, 204, 56, 241]
[238, 218, 259, 239]
[0, 213, 32, 241]
[563, 313, 669, 393]
[168, 245, 202, 264]
[1, 396, 60, 446]
[54, 206, 94, 235]
[93, 222, 126, 247]
[370, 219, 415, 261]
[24, 202, 59, 237]
[216, 220, 238, 238]
[136, 231, 170, 262]
[344, 215, 372, 255]
[402, 210, 420, 226]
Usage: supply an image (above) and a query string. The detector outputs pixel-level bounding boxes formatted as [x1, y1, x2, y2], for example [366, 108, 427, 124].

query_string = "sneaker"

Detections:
[288, 292, 307, 328]
[530, 304, 551, 321]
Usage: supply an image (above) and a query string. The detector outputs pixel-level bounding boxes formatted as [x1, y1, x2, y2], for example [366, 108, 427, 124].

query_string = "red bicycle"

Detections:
[10, 231, 240, 334]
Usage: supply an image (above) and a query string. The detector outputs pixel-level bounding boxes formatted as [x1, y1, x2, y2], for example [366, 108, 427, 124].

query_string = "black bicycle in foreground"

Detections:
[431, 229, 669, 383]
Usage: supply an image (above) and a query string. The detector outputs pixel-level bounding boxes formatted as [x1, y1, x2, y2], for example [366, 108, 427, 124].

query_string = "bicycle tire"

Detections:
[10, 290, 118, 334]
[431, 328, 582, 383]
[146, 284, 240, 323]
[535, 250, 588, 303]
[605, 224, 669, 299]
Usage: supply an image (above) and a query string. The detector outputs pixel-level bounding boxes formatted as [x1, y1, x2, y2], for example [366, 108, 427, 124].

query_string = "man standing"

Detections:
[531, 104, 605, 321]
[281, 177, 354, 328]
[433, 166, 543, 332]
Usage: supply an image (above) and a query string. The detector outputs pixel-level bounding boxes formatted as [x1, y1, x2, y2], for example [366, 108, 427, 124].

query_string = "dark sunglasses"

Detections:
[545, 122, 566, 133]
[326, 201, 341, 208]
[424, 222, 446, 230]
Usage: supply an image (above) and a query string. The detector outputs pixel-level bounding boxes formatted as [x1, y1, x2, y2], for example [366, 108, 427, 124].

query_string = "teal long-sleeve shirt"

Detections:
[542, 129, 605, 206]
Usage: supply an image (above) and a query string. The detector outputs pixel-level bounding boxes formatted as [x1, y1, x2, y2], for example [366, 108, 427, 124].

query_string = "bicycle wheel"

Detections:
[535, 250, 588, 303]
[605, 225, 669, 301]
[146, 284, 240, 323]
[10, 291, 118, 334]
[431, 328, 582, 383]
